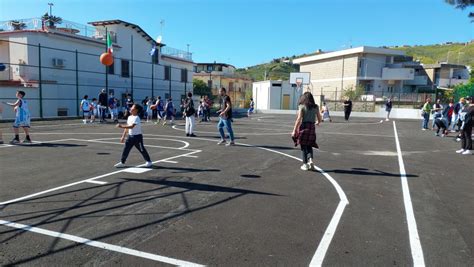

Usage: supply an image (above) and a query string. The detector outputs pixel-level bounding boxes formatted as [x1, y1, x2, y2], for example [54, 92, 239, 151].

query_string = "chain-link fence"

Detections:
[0, 39, 192, 119]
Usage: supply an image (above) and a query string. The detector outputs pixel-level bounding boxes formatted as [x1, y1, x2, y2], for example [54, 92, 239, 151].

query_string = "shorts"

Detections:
[92, 109, 99, 117]
[248, 107, 254, 113]
[13, 115, 30, 128]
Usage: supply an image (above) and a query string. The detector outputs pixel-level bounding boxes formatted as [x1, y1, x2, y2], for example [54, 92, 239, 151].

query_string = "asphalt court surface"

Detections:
[0, 114, 472, 266]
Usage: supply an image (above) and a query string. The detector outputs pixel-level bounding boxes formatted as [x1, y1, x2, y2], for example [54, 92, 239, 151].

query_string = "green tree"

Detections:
[42, 13, 63, 28]
[445, 0, 474, 20]
[343, 85, 365, 100]
[192, 79, 211, 96]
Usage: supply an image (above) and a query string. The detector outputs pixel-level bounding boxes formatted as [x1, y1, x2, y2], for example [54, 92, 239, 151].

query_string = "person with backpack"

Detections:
[456, 96, 474, 155]
[183, 92, 197, 137]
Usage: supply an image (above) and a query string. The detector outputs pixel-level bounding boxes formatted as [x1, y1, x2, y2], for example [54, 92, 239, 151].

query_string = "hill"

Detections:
[237, 43, 474, 82]
[394, 42, 474, 67]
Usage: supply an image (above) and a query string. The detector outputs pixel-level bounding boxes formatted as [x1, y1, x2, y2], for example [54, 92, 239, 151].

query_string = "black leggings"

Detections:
[434, 120, 447, 134]
[301, 145, 313, 164]
[461, 125, 473, 150]
[344, 110, 351, 121]
[121, 134, 151, 163]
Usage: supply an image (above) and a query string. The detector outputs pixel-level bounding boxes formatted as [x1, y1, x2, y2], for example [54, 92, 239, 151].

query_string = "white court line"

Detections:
[0, 147, 201, 206]
[85, 180, 108, 185]
[393, 121, 425, 266]
[0, 219, 203, 266]
[69, 138, 197, 152]
[90, 137, 191, 149]
[160, 160, 178, 164]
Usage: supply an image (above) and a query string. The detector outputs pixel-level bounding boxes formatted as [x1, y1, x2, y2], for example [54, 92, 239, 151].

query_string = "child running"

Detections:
[115, 104, 152, 168]
[163, 98, 174, 125]
[5, 90, 32, 144]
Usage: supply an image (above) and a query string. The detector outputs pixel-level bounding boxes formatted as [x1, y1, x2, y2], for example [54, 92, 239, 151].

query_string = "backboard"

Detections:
[290, 72, 310, 88]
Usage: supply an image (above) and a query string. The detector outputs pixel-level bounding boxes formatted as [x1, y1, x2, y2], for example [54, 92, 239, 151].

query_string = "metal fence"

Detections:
[0, 39, 193, 119]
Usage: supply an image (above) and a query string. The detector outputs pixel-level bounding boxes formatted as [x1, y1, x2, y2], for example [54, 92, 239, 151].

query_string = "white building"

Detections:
[252, 80, 301, 110]
[0, 18, 194, 119]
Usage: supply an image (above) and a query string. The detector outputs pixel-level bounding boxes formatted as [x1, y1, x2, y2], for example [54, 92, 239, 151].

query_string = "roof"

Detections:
[88, 20, 165, 47]
[293, 46, 406, 64]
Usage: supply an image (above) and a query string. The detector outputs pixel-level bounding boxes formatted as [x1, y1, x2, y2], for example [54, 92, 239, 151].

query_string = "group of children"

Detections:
[80, 93, 119, 124]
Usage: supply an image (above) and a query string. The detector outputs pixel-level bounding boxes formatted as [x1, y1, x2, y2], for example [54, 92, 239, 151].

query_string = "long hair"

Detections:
[298, 92, 317, 109]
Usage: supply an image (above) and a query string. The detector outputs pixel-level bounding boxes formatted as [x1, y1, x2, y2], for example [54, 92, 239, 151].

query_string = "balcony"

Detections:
[382, 67, 415, 80]
[404, 75, 428, 85]
[161, 46, 193, 61]
[437, 78, 469, 88]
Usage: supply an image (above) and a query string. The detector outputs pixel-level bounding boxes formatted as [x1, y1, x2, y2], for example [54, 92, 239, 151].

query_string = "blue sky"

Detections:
[1, 0, 473, 68]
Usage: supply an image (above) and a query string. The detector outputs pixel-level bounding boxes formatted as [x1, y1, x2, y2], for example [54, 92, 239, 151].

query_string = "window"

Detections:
[152, 50, 159, 64]
[107, 61, 115, 75]
[181, 69, 187, 82]
[207, 65, 213, 72]
[164, 66, 171, 80]
[121, 60, 130, 77]
[193, 66, 197, 73]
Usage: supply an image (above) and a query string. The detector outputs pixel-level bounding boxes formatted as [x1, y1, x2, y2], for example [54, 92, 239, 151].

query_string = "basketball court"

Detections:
[0, 114, 473, 266]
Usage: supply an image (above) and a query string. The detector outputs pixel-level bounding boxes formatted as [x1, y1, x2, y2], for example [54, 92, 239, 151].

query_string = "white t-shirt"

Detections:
[127, 115, 142, 136]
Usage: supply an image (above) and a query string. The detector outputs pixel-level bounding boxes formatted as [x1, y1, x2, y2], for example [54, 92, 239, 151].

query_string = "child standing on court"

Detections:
[6, 90, 31, 144]
[115, 104, 152, 168]
[80, 95, 91, 124]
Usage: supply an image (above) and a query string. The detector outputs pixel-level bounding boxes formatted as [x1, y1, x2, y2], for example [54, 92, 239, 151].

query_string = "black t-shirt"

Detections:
[98, 92, 107, 106]
[465, 105, 474, 126]
[220, 95, 232, 119]
[344, 100, 352, 111]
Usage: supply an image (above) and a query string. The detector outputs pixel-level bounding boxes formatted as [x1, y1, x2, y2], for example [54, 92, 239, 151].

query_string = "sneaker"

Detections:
[461, 150, 473, 155]
[441, 134, 445, 138]
[308, 159, 316, 170]
[300, 164, 309, 171]
[186, 133, 190, 137]
[190, 134, 197, 137]
[0, 140, 4, 144]
[435, 133, 439, 136]
[450, 130, 456, 133]
[422, 128, 427, 131]
[22, 139, 32, 144]
[145, 161, 153, 167]
[385, 118, 390, 121]
[225, 141, 235, 146]
[456, 138, 461, 142]
[456, 149, 465, 154]
[114, 162, 125, 168]
[9, 139, 20, 145]
[217, 140, 227, 145]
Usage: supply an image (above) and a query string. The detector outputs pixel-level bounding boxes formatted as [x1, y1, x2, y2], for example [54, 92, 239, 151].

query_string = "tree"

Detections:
[42, 12, 63, 28]
[10, 20, 26, 31]
[193, 79, 211, 96]
[343, 85, 365, 100]
[445, 0, 474, 21]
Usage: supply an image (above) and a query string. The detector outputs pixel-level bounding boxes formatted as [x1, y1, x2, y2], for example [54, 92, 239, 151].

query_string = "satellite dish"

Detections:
[156, 35, 162, 44]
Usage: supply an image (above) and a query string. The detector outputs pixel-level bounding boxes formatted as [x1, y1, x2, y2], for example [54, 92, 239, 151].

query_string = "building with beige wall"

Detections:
[193, 63, 253, 108]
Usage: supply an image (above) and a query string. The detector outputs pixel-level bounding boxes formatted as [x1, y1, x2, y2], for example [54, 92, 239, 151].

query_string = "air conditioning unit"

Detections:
[52, 58, 65, 68]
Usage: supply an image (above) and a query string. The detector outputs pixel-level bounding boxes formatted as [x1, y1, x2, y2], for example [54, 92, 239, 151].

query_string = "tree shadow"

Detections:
[1, 176, 281, 265]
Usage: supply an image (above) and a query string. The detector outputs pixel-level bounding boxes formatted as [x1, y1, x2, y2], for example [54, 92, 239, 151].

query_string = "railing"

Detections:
[0, 18, 116, 42]
[161, 46, 192, 61]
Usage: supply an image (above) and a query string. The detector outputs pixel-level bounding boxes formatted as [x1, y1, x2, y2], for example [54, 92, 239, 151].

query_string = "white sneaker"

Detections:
[225, 141, 235, 146]
[422, 128, 427, 131]
[456, 138, 461, 142]
[308, 159, 316, 170]
[300, 164, 309, 171]
[217, 140, 227, 145]
[461, 150, 473, 155]
[385, 118, 390, 121]
[145, 161, 153, 167]
[114, 162, 125, 168]
[456, 149, 465, 154]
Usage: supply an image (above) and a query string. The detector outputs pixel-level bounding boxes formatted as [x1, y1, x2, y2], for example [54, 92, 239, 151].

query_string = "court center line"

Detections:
[393, 121, 425, 266]
[0, 219, 204, 266]
[69, 138, 197, 152]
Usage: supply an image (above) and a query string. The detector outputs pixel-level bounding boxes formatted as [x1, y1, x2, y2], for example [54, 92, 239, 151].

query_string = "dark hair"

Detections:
[92, 98, 97, 101]
[133, 104, 143, 113]
[220, 87, 226, 92]
[84, 95, 88, 99]
[187, 92, 193, 97]
[158, 96, 161, 100]
[250, 98, 253, 101]
[298, 92, 317, 109]
[17, 90, 26, 97]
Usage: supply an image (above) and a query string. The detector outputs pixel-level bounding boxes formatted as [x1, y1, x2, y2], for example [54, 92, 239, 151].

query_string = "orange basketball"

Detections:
[100, 52, 114, 66]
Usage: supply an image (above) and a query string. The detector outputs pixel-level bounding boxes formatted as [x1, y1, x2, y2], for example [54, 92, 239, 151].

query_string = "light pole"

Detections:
[48, 3, 54, 16]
